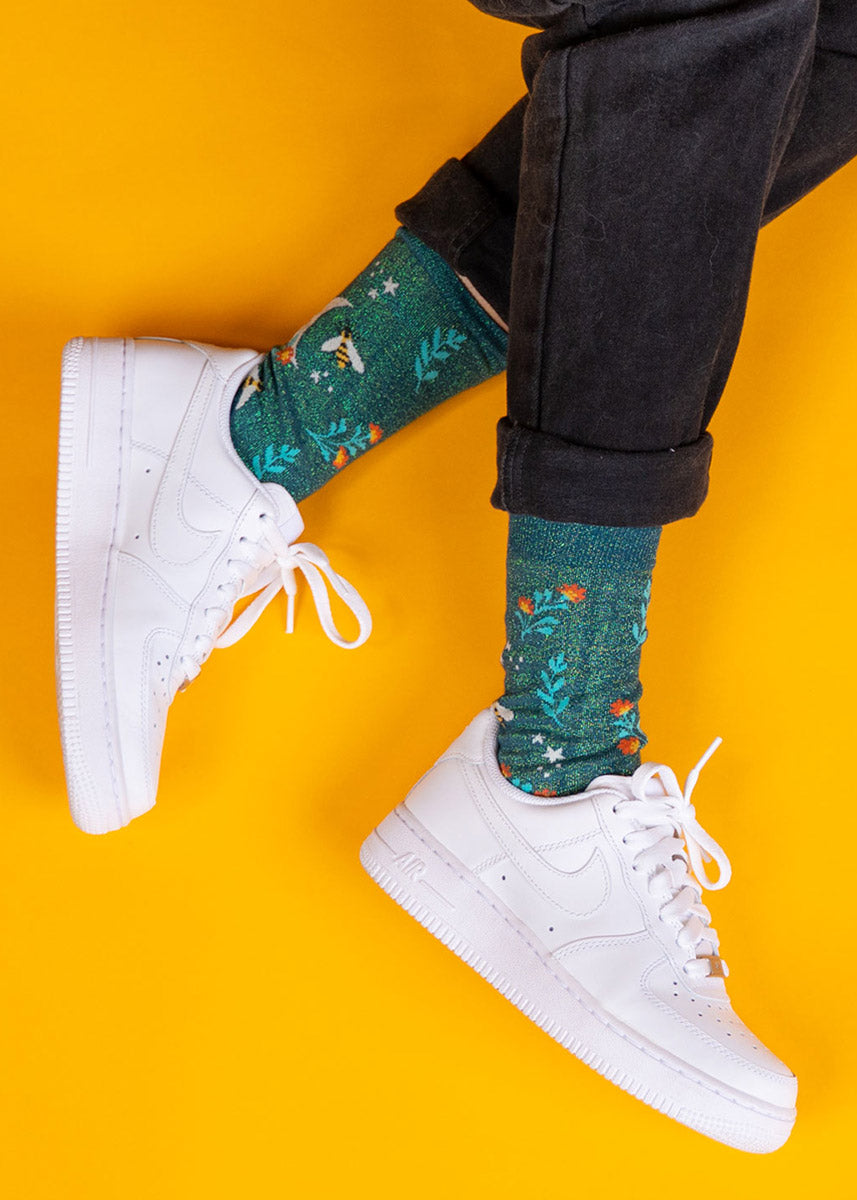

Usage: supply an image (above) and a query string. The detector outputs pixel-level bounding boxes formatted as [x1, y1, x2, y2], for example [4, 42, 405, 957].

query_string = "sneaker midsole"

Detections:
[56, 337, 137, 834]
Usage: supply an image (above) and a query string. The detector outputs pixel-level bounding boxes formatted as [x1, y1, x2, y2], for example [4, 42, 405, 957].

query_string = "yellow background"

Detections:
[1, 1, 855, 1195]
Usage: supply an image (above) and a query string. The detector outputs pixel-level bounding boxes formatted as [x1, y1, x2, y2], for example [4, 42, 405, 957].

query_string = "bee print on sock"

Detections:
[233, 372, 263, 412]
[274, 296, 354, 373]
[322, 327, 366, 375]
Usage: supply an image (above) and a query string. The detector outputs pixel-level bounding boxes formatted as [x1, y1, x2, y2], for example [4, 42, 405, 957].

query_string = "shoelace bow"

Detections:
[179, 513, 371, 687]
[607, 740, 732, 981]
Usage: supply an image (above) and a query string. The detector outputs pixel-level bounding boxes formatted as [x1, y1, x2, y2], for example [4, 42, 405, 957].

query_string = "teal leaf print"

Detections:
[631, 578, 652, 647]
[307, 417, 381, 466]
[537, 653, 570, 728]
[515, 589, 572, 639]
[609, 701, 641, 740]
[251, 443, 301, 478]
[415, 326, 469, 392]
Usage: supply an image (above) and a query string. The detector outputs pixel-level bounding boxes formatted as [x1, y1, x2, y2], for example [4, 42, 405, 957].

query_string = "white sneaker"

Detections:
[360, 708, 797, 1153]
[56, 337, 371, 835]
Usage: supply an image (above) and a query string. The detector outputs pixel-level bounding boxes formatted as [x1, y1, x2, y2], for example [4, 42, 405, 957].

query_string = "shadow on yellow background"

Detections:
[1, 2, 855, 1196]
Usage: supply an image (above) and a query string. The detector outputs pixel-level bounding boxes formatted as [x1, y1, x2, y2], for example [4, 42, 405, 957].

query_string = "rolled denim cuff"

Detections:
[395, 158, 515, 324]
[491, 418, 714, 526]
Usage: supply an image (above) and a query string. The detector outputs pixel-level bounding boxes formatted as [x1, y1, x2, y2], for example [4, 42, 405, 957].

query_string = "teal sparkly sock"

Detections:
[229, 229, 508, 499]
[496, 515, 662, 797]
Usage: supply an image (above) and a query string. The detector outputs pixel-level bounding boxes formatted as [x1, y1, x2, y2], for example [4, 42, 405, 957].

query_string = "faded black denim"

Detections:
[397, 1, 857, 525]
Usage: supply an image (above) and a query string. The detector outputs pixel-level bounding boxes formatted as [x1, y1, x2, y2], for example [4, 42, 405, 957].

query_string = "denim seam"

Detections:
[500, 421, 512, 508]
[503, 422, 519, 510]
[448, 202, 505, 263]
[533, 45, 571, 433]
[514, 424, 526, 512]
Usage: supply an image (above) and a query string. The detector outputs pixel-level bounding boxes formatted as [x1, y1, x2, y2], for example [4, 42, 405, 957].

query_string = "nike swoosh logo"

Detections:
[469, 767, 611, 919]
[150, 358, 222, 566]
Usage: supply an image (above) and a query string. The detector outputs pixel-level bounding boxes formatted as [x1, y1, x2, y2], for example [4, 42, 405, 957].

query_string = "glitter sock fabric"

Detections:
[229, 229, 508, 500]
[496, 515, 662, 797]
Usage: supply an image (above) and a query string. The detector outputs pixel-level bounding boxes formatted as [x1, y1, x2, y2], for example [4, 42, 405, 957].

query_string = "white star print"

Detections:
[327, 385, 334, 393]
[310, 370, 321, 384]
[382, 277, 399, 296]
[544, 746, 565, 764]
[368, 288, 379, 300]
[531, 733, 545, 745]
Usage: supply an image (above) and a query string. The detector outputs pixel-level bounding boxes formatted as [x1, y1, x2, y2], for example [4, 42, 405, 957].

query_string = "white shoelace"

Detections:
[179, 513, 372, 687]
[605, 740, 732, 981]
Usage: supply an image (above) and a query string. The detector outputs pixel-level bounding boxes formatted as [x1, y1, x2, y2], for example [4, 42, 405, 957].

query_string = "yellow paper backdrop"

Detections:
[1, 2, 855, 1195]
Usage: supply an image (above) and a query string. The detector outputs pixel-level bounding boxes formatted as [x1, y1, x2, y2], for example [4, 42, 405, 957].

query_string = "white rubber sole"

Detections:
[360, 804, 796, 1154]
[55, 337, 151, 834]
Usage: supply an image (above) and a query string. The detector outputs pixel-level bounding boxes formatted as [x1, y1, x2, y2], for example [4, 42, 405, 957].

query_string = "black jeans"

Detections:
[396, 0, 857, 525]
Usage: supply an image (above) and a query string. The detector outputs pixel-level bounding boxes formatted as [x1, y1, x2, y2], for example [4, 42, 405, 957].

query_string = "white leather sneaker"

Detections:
[360, 708, 797, 1153]
[56, 337, 371, 835]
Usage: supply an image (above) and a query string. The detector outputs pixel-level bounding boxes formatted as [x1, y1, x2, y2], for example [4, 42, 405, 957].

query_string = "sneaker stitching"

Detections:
[466, 765, 611, 919]
[639, 957, 788, 1081]
[98, 340, 128, 822]
[393, 805, 793, 1119]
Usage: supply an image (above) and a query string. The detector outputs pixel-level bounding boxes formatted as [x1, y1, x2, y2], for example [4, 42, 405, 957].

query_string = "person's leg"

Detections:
[229, 229, 507, 498]
[497, 517, 661, 795]
[232, 0, 856, 511]
[398, 0, 857, 328]
[398, 0, 840, 794]
[361, 0, 843, 1149]
[226, 229, 506, 496]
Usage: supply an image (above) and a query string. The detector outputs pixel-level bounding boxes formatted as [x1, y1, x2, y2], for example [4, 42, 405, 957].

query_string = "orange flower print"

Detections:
[535, 788, 558, 798]
[618, 737, 641, 757]
[275, 347, 296, 366]
[368, 422, 383, 445]
[518, 596, 535, 615]
[332, 446, 350, 470]
[499, 762, 513, 779]
[610, 699, 634, 718]
[559, 583, 586, 604]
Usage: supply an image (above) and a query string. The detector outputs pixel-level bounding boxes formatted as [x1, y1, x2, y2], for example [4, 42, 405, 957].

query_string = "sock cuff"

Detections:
[395, 227, 508, 360]
[508, 514, 662, 575]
